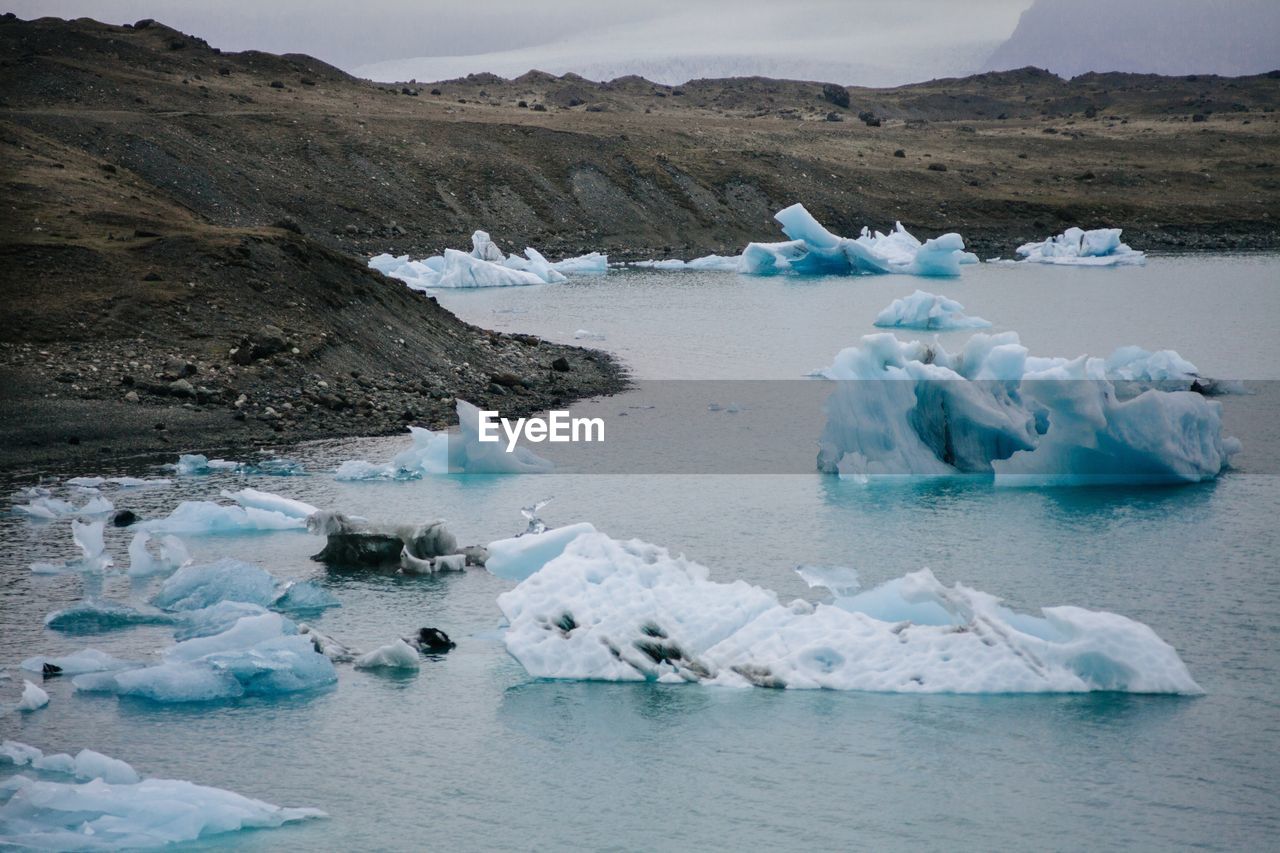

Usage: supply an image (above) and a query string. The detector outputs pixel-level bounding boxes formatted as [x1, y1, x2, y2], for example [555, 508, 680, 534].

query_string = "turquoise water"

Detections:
[2, 255, 1279, 850]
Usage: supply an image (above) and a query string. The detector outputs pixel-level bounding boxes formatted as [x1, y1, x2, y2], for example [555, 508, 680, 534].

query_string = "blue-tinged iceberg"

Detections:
[138, 500, 307, 535]
[813, 332, 1239, 484]
[336, 399, 552, 478]
[495, 529, 1202, 694]
[0, 740, 325, 847]
[370, 230, 606, 290]
[1015, 227, 1146, 266]
[874, 290, 992, 330]
[742, 203, 978, 278]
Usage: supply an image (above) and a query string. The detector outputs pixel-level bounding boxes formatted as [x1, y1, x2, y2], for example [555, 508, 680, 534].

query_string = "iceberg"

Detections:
[171, 454, 243, 475]
[138, 500, 307, 535]
[220, 488, 319, 520]
[30, 520, 113, 574]
[172, 601, 271, 641]
[496, 530, 1202, 694]
[17, 680, 49, 711]
[22, 649, 137, 676]
[814, 332, 1239, 484]
[354, 639, 420, 670]
[272, 580, 340, 612]
[1015, 227, 1145, 266]
[741, 204, 977, 278]
[77, 613, 337, 701]
[151, 558, 279, 611]
[485, 522, 599, 582]
[44, 601, 177, 634]
[14, 494, 112, 522]
[126, 530, 192, 577]
[631, 254, 745, 272]
[336, 399, 552, 477]
[370, 230, 606, 291]
[873, 290, 992, 330]
[0, 741, 325, 847]
[105, 476, 173, 489]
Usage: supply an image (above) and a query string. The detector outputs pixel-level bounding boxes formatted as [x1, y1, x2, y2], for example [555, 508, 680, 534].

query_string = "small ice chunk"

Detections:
[272, 580, 340, 612]
[18, 680, 49, 711]
[171, 454, 243, 475]
[152, 559, 279, 610]
[298, 624, 359, 662]
[138, 500, 307, 534]
[126, 530, 192, 577]
[873, 290, 992, 330]
[31, 520, 113, 574]
[354, 639, 421, 670]
[573, 329, 606, 340]
[66, 476, 106, 488]
[106, 476, 173, 488]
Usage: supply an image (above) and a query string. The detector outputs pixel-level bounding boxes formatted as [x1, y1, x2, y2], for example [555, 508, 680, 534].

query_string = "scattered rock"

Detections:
[112, 510, 138, 527]
[927, 162, 948, 172]
[551, 357, 571, 372]
[269, 81, 285, 89]
[893, 149, 906, 158]
[821, 83, 850, 109]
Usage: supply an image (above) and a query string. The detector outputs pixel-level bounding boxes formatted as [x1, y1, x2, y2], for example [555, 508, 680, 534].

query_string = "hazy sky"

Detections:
[5, 1, 1031, 84]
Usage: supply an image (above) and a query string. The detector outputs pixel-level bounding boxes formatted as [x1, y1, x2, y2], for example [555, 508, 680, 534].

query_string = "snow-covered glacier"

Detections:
[1015, 227, 1146, 266]
[741, 203, 978, 277]
[494, 528, 1201, 693]
[336, 399, 553, 478]
[874, 290, 992, 330]
[0, 740, 324, 847]
[370, 230, 607, 290]
[813, 332, 1239, 484]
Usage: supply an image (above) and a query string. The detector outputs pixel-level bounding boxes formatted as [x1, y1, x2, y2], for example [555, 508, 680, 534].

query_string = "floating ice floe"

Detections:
[220, 488, 319, 520]
[126, 531, 192, 577]
[630, 254, 745, 272]
[495, 529, 1202, 694]
[44, 601, 177, 634]
[0, 740, 325, 847]
[169, 455, 303, 477]
[22, 649, 138, 677]
[336, 399, 553, 478]
[150, 558, 336, 615]
[74, 611, 337, 702]
[31, 521, 113, 574]
[813, 332, 1240, 485]
[138, 500, 308, 535]
[170, 454, 243, 476]
[1014, 227, 1146, 266]
[370, 230, 607, 290]
[741, 203, 978, 278]
[873, 290, 991, 330]
[486, 522, 599, 582]
[353, 639, 421, 671]
[14, 494, 113, 522]
[16, 681, 49, 712]
[573, 328, 606, 340]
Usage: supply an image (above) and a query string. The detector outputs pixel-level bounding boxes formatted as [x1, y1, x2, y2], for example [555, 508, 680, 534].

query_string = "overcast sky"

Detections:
[5, 0, 1031, 84]
[7, 1, 1275, 84]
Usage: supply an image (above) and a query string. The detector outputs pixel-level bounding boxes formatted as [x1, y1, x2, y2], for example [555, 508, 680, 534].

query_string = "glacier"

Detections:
[1015, 227, 1146, 266]
[495, 529, 1202, 694]
[0, 741, 324, 848]
[813, 332, 1239, 484]
[874, 290, 992, 330]
[370, 230, 607, 291]
[741, 204, 978, 278]
[336, 399, 553, 478]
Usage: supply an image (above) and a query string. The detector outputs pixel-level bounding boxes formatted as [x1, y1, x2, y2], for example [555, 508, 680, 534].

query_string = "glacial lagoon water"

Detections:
[2, 254, 1279, 850]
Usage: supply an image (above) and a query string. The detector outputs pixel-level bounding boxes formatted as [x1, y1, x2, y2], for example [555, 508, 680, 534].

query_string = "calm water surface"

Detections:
[2, 254, 1278, 851]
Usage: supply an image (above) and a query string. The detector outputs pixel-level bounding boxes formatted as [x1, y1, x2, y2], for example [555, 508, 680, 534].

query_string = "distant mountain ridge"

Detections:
[986, 0, 1280, 78]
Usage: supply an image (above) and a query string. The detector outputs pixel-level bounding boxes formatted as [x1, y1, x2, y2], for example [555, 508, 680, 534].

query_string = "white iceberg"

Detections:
[220, 488, 319, 520]
[336, 399, 552, 477]
[630, 254, 747, 272]
[170, 454, 243, 475]
[138, 500, 307, 535]
[370, 230, 606, 291]
[14, 494, 112, 522]
[125, 531, 192, 577]
[485, 522, 599, 582]
[30, 520, 113, 574]
[741, 204, 977, 278]
[354, 639, 420, 670]
[874, 290, 991, 330]
[814, 332, 1239, 484]
[17, 680, 49, 711]
[496, 530, 1202, 694]
[0, 741, 324, 847]
[1015, 227, 1146, 266]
